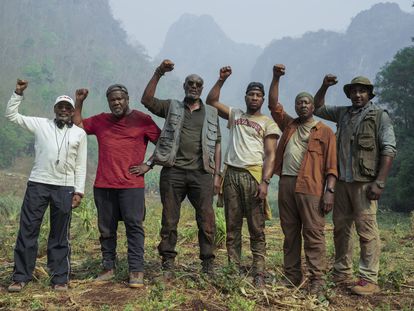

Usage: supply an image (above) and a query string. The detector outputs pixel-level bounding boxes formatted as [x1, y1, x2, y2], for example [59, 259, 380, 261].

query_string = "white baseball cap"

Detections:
[54, 95, 75, 108]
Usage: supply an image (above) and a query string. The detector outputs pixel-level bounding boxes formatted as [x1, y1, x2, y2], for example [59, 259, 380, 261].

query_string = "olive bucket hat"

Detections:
[343, 76, 375, 99]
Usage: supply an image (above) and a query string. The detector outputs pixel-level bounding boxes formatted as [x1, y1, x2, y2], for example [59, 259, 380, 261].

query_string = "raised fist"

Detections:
[273, 64, 285, 77]
[15, 79, 28, 95]
[219, 66, 232, 81]
[158, 59, 175, 74]
[323, 74, 338, 86]
[75, 88, 89, 102]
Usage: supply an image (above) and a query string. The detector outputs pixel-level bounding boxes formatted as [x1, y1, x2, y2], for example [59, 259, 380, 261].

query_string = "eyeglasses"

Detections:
[186, 81, 203, 88]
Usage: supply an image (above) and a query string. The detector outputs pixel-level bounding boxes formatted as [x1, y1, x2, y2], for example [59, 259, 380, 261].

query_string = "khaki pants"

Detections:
[223, 167, 266, 275]
[278, 176, 326, 285]
[333, 180, 380, 283]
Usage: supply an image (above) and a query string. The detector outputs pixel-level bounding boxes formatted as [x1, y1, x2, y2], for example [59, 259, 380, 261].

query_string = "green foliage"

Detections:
[0, 0, 182, 169]
[0, 194, 21, 220]
[228, 294, 256, 311]
[0, 118, 33, 168]
[376, 46, 414, 212]
[214, 207, 226, 247]
[142, 282, 186, 311]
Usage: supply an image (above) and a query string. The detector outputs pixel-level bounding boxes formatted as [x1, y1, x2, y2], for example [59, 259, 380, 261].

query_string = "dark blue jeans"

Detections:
[93, 187, 145, 272]
[13, 181, 73, 285]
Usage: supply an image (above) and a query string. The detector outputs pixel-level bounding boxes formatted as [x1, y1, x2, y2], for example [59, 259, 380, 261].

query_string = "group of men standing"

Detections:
[6, 59, 395, 297]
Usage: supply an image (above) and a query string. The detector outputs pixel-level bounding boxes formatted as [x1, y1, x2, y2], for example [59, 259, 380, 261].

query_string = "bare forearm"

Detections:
[376, 155, 394, 183]
[325, 174, 336, 189]
[314, 85, 329, 109]
[141, 73, 162, 106]
[206, 80, 224, 107]
[262, 136, 277, 180]
[73, 101, 84, 128]
[206, 80, 230, 119]
[268, 77, 280, 110]
[214, 142, 221, 174]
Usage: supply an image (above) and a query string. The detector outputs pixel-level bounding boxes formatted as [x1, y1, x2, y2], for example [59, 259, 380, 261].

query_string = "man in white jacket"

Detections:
[5, 79, 87, 292]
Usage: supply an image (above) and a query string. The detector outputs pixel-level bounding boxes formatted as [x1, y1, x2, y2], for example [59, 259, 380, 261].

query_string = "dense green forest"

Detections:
[0, 0, 413, 212]
[376, 45, 414, 212]
[0, 0, 181, 168]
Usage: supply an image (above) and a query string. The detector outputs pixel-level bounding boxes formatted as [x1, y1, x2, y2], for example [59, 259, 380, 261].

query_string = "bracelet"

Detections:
[155, 67, 165, 77]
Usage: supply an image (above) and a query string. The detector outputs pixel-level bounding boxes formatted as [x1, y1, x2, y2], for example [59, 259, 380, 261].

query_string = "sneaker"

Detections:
[253, 273, 265, 288]
[201, 259, 215, 275]
[8, 281, 26, 293]
[95, 269, 115, 282]
[129, 272, 144, 288]
[351, 279, 380, 296]
[52, 283, 68, 291]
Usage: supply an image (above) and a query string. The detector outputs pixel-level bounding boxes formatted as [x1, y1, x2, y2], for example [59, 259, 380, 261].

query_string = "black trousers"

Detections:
[158, 167, 216, 261]
[93, 187, 146, 272]
[13, 181, 73, 285]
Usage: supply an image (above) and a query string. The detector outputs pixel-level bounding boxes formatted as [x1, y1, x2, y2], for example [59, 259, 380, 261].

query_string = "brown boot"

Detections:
[162, 258, 175, 281]
[52, 283, 68, 291]
[308, 280, 325, 296]
[8, 281, 26, 293]
[129, 272, 144, 288]
[253, 273, 265, 288]
[351, 279, 380, 296]
[95, 269, 115, 282]
[332, 274, 356, 288]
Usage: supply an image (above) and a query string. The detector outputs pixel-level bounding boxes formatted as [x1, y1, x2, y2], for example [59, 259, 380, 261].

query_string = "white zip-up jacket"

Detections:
[5, 92, 87, 194]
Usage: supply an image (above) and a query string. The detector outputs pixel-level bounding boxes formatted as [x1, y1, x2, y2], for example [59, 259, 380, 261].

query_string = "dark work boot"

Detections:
[201, 259, 215, 275]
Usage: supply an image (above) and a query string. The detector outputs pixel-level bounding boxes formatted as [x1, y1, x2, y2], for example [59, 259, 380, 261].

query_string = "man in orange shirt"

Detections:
[269, 65, 337, 295]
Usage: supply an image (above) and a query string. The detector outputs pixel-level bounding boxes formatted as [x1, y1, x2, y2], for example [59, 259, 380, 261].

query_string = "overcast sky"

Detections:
[109, 0, 413, 57]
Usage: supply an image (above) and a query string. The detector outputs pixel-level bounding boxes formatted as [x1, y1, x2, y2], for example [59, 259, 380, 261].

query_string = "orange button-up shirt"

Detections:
[272, 104, 338, 197]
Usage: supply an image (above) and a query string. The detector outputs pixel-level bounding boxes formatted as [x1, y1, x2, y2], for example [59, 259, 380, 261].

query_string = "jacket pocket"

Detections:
[307, 138, 323, 155]
[357, 134, 375, 151]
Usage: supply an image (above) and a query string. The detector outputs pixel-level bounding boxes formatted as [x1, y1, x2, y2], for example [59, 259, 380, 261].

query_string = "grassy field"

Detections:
[0, 191, 413, 311]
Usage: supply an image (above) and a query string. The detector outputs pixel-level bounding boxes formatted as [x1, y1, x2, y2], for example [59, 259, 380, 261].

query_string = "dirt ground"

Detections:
[0, 161, 413, 310]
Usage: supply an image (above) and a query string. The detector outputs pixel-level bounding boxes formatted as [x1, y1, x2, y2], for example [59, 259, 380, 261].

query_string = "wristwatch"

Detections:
[375, 180, 385, 189]
[145, 159, 154, 168]
[262, 178, 271, 185]
[326, 187, 335, 194]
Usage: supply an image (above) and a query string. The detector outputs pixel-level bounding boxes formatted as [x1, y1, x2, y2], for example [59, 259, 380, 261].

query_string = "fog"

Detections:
[109, 0, 413, 57]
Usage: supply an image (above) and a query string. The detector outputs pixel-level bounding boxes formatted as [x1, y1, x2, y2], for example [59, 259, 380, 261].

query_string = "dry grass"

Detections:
[0, 174, 413, 310]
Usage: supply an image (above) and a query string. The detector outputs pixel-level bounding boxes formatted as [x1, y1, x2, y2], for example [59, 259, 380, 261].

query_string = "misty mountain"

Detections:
[0, 0, 181, 168]
[252, 2, 414, 114]
[157, 14, 263, 104]
[0, 0, 181, 117]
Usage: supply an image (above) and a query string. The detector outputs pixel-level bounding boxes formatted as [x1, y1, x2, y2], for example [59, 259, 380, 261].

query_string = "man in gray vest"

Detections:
[314, 75, 396, 295]
[141, 59, 222, 277]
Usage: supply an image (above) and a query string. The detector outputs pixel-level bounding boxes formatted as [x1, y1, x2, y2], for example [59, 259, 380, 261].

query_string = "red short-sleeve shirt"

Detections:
[83, 110, 160, 188]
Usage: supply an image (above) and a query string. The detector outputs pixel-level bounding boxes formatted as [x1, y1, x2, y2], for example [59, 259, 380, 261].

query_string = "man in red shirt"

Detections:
[73, 84, 160, 288]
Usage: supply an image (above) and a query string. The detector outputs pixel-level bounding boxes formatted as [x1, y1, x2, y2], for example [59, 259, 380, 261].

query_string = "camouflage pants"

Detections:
[333, 180, 380, 283]
[223, 166, 266, 275]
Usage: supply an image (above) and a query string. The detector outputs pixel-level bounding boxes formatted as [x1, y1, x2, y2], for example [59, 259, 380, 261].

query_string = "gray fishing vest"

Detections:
[153, 100, 219, 174]
[337, 103, 383, 182]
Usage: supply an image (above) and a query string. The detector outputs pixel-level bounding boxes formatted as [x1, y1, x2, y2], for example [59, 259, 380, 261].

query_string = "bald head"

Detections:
[183, 74, 204, 102]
